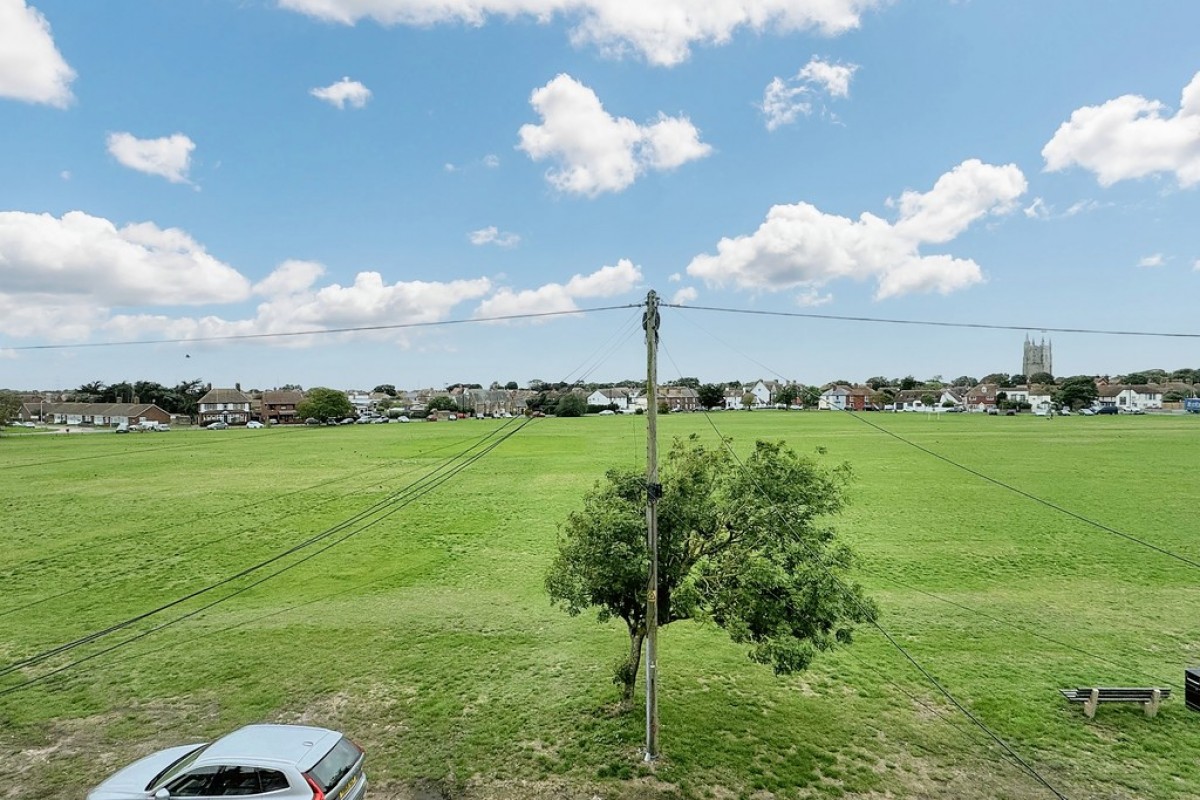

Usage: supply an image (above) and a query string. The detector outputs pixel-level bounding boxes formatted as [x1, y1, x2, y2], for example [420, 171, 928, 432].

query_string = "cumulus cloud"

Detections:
[0, 0, 75, 107]
[106, 133, 196, 183]
[474, 258, 642, 319]
[280, 0, 878, 67]
[0, 210, 249, 309]
[1137, 253, 1165, 268]
[760, 56, 857, 130]
[671, 286, 698, 305]
[1043, 72, 1200, 187]
[686, 159, 1026, 301]
[310, 76, 372, 109]
[483, 154, 500, 167]
[469, 226, 520, 247]
[517, 74, 711, 195]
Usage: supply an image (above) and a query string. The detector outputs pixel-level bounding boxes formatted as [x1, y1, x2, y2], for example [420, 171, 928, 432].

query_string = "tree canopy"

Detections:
[697, 383, 725, 410]
[546, 436, 876, 706]
[556, 393, 587, 417]
[296, 387, 354, 421]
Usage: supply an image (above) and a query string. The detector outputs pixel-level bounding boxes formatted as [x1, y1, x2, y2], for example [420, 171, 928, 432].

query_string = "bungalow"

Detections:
[197, 388, 253, 426]
[35, 402, 170, 428]
[891, 389, 962, 412]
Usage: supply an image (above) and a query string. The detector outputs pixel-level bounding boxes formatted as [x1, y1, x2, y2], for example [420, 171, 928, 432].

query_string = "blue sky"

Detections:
[1, 0, 1197, 392]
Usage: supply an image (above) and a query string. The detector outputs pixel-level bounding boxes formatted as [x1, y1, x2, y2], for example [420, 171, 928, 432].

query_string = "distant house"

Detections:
[1099, 384, 1164, 411]
[893, 389, 964, 411]
[261, 390, 305, 425]
[587, 387, 634, 410]
[35, 402, 170, 427]
[659, 386, 698, 412]
[750, 379, 780, 408]
[197, 388, 253, 425]
[820, 385, 871, 411]
[965, 383, 1002, 412]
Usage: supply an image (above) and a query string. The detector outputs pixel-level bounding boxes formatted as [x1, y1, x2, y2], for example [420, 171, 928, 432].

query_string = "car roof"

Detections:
[196, 724, 341, 770]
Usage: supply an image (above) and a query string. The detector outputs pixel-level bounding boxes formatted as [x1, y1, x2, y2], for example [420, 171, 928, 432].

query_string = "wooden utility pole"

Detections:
[643, 290, 661, 761]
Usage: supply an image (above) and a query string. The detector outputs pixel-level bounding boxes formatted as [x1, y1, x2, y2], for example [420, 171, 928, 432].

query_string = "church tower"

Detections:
[1022, 335, 1052, 378]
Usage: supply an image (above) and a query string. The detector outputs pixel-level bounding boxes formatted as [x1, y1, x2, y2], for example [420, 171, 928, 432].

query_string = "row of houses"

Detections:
[818, 381, 1195, 413]
[17, 378, 1195, 427]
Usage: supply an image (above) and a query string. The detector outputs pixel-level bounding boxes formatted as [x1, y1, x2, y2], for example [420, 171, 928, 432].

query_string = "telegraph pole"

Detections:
[643, 290, 661, 761]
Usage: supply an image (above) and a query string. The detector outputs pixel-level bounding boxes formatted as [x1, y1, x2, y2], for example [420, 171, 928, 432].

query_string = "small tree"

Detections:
[1028, 372, 1054, 386]
[0, 391, 21, 427]
[546, 436, 876, 707]
[556, 393, 587, 417]
[427, 396, 458, 413]
[774, 385, 798, 408]
[296, 388, 353, 422]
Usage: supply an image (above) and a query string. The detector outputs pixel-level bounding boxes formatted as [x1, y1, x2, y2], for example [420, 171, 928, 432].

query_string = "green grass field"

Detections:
[2, 412, 1199, 799]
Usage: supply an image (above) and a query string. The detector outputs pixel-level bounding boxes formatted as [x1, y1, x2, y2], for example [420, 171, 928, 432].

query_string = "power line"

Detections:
[0, 417, 530, 684]
[0, 417, 530, 697]
[6, 304, 640, 351]
[665, 303, 1200, 339]
[0, 429, 506, 618]
[838, 408, 1200, 573]
[659, 343, 1068, 799]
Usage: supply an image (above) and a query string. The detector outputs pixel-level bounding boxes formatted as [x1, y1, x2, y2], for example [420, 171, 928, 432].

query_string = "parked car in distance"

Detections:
[1096, 406, 1118, 415]
[396, 416, 410, 423]
[206, 421, 229, 430]
[246, 420, 264, 429]
[986, 407, 999, 415]
[114, 425, 129, 433]
[86, 723, 366, 800]
[1079, 408, 1095, 415]
[598, 409, 616, 415]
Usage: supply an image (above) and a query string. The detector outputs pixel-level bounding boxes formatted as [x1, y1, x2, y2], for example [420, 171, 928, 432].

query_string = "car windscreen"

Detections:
[147, 744, 208, 790]
[306, 737, 362, 792]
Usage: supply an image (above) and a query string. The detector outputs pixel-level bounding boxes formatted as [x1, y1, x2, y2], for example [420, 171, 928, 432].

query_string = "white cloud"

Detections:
[59, 170, 70, 181]
[797, 57, 856, 97]
[0, 210, 250, 310]
[796, 287, 833, 306]
[1023, 197, 1049, 219]
[0, 0, 75, 107]
[668, 272, 682, 282]
[686, 159, 1027, 301]
[1064, 199, 1104, 217]
[760, 56, 857, 130]
[1043, 72, 1200, 187]
[280, 0, 879, 67]
[474, 258, 642, 319]
[0, 210, 646, 347]
[1137, 253, 1165, 268]
[671, 286, 698, 305]
[517, 74, 711, 196]
[469, 226, 521, 247]
[310, 76, 372, 109]
[483, 154, 500, 168]
[106, 132, 196, 184]
[1193, 259, 1200, 272]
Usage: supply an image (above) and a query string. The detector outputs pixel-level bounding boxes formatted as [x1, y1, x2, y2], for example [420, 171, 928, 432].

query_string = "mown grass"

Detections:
[2, 413, 1199, 799]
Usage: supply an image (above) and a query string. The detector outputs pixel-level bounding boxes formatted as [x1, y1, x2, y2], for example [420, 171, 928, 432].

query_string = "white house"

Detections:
[587, 388, 633, 410]
[197, 388, 253, 425]
[1100, 384, 1163, 411]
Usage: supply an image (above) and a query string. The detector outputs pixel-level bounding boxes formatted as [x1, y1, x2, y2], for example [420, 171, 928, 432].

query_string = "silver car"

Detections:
[87, 724, 366, 800]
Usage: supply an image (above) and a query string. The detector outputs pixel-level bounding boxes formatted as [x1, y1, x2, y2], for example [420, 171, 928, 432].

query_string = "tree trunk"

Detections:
[620, 629, 646, 708]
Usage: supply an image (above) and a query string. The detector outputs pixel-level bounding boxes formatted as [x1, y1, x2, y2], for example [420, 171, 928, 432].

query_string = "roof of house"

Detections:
[33, 402, 166, 416]
[261, 390, 304, 404]
[198, 388, 252, 404]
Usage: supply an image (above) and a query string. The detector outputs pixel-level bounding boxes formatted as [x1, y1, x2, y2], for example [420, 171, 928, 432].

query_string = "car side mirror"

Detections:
[154, 789, 171, 800]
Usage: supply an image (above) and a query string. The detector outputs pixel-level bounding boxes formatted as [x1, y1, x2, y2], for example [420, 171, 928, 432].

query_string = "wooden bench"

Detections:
[1060, 687, 1171, 718]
